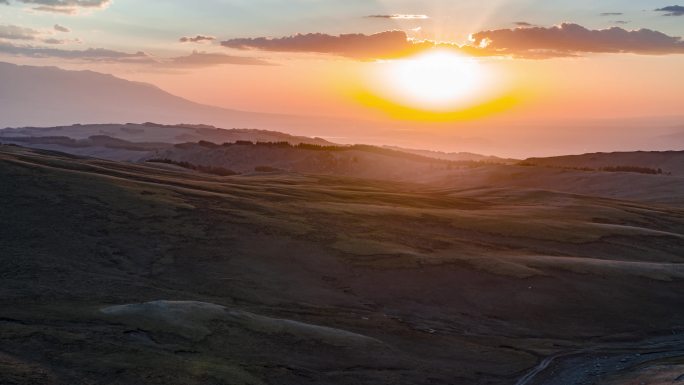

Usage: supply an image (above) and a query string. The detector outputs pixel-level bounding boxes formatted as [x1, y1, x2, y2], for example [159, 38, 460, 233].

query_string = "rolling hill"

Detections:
[0, 123, 506, 174]
[1, 144, 684, 385]
[521, 150, 684, 176]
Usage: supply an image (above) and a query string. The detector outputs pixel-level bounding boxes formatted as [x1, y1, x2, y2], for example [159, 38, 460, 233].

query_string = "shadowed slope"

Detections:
[1, 145, 683, 385]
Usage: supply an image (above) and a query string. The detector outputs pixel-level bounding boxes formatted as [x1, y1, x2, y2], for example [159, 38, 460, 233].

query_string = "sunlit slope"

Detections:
[1, 144, 683, 385]
[523, 151, 684, 176]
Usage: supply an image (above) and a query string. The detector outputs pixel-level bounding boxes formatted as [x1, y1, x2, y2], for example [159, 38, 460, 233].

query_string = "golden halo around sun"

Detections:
[363, 49, 509, 116]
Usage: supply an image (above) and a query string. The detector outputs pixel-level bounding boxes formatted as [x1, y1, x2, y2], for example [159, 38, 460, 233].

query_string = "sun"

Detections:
[373, 49, 487, 112]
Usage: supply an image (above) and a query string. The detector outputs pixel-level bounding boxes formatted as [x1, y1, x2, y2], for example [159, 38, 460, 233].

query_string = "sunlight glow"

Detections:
[374, 50, 487, 112]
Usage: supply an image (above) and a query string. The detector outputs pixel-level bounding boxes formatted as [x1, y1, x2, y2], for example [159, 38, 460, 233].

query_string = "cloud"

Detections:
[513, 22, 535, 27]
[469, 23, 684, 58]
[42, 38, 65, 44]
[3, 0, 111, 14]
[0, 24, 40, 40]
[221, 24, 684, 60]
[221, 30, 435, 59]
[0, 40, 270, 67]
[168, 51, 272, 67]
[179, 35, 216, 43]
[366, 14, 429, 20]
[0, 41, 151, 61]
[600, 12, 623, 16]
[614, 20, 630, 25]
[54, 24, 70, 32]
[655, 5, 684, 16]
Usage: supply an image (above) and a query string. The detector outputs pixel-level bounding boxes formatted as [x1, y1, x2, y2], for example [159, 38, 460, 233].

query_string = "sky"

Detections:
[1, 0, 683, 155]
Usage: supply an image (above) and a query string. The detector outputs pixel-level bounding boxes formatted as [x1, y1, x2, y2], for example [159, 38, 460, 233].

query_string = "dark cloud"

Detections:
[221, 30, 434, 59]
[366, 14, 429, 20]
[469, 23, 684, 58]
[614, 21, 630, 25]
[54, 24, 70, 32]
[0, 24, 40, 40]
[179, 35, 216, 43]
[513, 22, 535, 27]
[0, 41, 150, 61]
[600, 12, 623, 16]
[655, 5, 684, 16]
[169, 51, 272, 67]
[3, 0, 111, 14]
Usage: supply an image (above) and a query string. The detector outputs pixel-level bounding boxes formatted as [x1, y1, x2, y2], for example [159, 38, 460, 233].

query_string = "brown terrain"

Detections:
[1, 139, 683, 384]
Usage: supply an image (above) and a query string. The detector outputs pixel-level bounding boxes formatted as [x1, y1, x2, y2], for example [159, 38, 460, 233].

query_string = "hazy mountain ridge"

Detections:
[0, 62, 353, 135]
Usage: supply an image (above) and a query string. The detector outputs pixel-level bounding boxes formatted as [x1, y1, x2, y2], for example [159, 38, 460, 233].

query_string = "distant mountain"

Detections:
[521, 151, 684, 176]
[0, 62, 352, 135]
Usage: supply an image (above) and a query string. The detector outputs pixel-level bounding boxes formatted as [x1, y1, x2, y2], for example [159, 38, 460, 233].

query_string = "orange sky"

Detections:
[119, 53, 684, 122]
[1, 0, 683, 156]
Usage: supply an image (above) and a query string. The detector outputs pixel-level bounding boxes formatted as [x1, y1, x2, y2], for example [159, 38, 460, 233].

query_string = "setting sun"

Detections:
[380, 50, 485, 111]
[1, 1, 684, 384]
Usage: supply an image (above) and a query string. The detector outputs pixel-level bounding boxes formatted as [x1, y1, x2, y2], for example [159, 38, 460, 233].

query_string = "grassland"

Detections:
[1, 144, 683, 385]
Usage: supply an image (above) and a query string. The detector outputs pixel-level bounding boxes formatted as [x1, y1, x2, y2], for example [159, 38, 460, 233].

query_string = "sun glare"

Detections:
[370, 49, 491, 113]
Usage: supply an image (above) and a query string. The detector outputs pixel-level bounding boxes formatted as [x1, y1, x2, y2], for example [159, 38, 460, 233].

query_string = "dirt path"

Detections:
[514, 334, 684, 385]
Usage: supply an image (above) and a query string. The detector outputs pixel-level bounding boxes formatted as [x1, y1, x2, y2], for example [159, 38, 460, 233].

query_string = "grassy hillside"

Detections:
[1, 144, 684, 385]
[521, 150, 684, 176]
[146, 141, 492, 182]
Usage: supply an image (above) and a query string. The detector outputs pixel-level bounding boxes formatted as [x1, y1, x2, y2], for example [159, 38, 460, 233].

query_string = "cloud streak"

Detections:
[0, 40, 271, 67]
[54, 24, 70, 32]
[169, 51, 272, 67]
[2, 0, 111, 14]
[0, 41, 150, 61]
[366, 14, 429, 20]
[655, 5, 684, 16]
[179, 35, 216, 43]
[0, 24, 40, 40]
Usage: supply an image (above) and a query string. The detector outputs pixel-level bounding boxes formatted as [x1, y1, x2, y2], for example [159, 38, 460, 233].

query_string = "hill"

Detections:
[385, 145, 518, 164]
[145, 141, 478, 181]
[521, 151, 684, 176]
[1, 144, 684, 385]
[0, 123, 333, 161]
